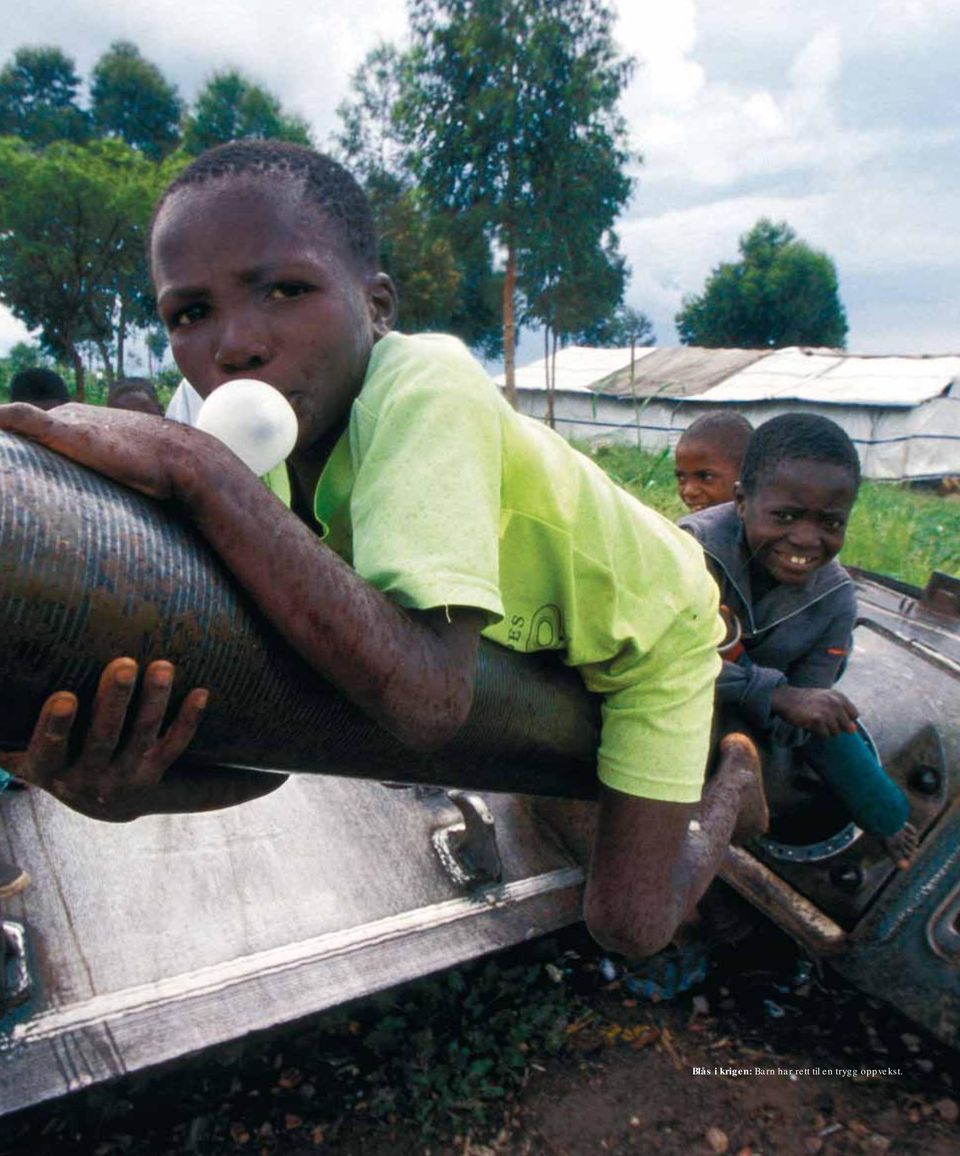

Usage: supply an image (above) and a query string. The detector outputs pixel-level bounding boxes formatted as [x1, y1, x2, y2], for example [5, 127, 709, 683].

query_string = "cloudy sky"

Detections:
[2, 0, 958, 361]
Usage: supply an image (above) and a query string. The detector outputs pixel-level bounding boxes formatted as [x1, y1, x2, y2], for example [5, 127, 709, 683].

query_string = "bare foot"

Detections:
[882, 821, 918, 870]
[720, 732, 770, 844]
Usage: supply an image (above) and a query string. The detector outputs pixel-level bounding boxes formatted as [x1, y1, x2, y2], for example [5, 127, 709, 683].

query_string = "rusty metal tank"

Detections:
[2, 426, 959, 1113]
[0, 429, 598, 797]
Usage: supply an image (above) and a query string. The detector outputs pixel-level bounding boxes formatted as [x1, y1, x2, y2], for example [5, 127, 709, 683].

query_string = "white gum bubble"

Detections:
[196, 379, 299, 476]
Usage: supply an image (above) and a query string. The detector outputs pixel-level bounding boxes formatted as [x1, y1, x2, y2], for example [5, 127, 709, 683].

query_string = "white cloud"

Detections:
[1, 0, 958, 357]
[0, 308, 32, 352]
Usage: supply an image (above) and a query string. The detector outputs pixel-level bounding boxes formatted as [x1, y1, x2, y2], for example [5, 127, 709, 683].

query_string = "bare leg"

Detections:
[883, 821, 919, 870]
[584, 734, 769, 960]
[678, 733, 769, 919]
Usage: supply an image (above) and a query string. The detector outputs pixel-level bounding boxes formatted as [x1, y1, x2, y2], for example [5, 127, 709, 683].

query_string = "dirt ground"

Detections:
[2, 926, 958, 1156]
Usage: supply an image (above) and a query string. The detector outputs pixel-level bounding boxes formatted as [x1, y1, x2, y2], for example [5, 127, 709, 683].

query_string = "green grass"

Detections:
[584, 441, 960, 586]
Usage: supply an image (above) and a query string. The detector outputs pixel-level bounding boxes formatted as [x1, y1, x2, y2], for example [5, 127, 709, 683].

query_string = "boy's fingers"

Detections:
[81, 658, 139, 767]
[0, 402, 52, 437]
[22, 692, 78, 787]
[121, 661, 178, 790]
[149, 687, 209, 770]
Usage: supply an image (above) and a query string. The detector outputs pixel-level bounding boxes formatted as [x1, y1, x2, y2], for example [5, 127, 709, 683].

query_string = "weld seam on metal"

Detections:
[9, 866, 585, 1043]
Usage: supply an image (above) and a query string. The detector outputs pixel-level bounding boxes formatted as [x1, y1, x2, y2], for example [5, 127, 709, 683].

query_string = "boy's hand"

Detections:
[769, 685, 859, 737]
[0, 402, 211, 501]
[0, 658, 208, 822]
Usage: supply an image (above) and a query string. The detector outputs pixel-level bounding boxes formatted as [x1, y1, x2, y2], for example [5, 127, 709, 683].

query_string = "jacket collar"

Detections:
[681, 502, 853, 635]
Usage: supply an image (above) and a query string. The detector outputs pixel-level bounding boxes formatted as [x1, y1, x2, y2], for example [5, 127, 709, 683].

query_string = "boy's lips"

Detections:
[772, 549, 822, 574]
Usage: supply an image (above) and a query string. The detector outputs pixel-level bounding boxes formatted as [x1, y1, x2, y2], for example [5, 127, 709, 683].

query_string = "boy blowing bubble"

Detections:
[0, 143, 769, 959]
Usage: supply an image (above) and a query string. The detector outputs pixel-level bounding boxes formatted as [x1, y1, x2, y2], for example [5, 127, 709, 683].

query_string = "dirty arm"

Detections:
[0, 404, 484, 750]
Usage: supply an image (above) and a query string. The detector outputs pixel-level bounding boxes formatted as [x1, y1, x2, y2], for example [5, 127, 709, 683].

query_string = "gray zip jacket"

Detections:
[680, 503, 858, 746]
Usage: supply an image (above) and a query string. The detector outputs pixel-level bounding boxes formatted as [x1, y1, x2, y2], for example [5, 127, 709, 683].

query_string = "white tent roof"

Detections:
[495, 346, 657, 394]
[700, 348, 960, 408]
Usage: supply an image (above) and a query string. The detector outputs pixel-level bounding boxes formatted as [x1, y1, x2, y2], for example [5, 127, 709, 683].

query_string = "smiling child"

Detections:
[0, 142, 771, 959]
[681, 413, 917, 867]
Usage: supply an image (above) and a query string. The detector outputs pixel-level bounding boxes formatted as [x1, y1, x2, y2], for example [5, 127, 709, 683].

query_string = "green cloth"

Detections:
[269, 332, 722, 803]
[804, 731, 910, 839]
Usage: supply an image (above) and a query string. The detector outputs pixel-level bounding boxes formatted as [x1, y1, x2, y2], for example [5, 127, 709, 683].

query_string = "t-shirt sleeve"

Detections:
[348, 339, 505, 623]
[579, 540, 724, 805]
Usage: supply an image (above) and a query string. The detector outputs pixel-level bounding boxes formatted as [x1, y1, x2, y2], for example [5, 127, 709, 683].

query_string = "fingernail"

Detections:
[153, 666, 173, 688]
[50, 695, 75, 719]
[195, 690, 209, 711]
[115, 663, 137, 687]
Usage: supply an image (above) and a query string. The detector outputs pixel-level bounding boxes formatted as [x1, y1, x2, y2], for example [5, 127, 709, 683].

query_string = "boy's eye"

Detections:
[267, 283, 310, 301]
[773, 510, 797, 523]
[169, 303, 208, 328]
[823, 516, 845, 531]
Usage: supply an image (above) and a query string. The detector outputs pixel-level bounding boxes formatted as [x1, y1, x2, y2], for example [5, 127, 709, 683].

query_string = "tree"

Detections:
[399, 0, 634, 404]
[523, 236, 627, 428]
[335, 42, 408, 185]
[183, 71, 311, 154]
[0, 137, 171, 397]
[90, 41, 183, 159]
[336, 43, 502, 356]
[676, 219, 848, 350]
[0, 46, 89, 145]
[578, 304, 655, 348]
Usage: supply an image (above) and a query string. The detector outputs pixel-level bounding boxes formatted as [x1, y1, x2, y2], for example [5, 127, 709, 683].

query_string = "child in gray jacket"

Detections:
[682, 413, 917, 868]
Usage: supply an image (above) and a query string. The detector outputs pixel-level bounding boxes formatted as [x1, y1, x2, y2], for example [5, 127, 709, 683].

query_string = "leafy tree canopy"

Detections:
[183, 70, 312, 155]
[676, 218, 848, 350]
[397, 0, 635, 400]
[578, 304, 655, 349]
[336, 42, 502, 357]
[0, 46, 89, 145]
[90, 41, 183, 160]
[0, 136, 174, 396]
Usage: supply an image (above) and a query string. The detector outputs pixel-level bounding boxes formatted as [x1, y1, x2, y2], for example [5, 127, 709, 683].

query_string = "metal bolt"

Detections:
[910, 764, 941, 796]
[829, 862, 863, 892]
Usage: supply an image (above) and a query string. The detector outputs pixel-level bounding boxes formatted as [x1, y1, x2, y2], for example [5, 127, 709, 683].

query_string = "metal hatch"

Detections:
[0, 778, 583, 1116]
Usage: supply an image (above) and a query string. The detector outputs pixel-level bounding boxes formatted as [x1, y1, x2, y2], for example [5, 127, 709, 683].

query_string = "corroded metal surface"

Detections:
[0, 779, 584, 1116]
[0, 430, 598, 797]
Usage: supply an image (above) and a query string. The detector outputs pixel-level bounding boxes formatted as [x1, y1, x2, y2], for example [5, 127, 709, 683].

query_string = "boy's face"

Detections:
[151, 176, 396, 460]
[735, 459, 856, 585]
[674, 438, 740, 512]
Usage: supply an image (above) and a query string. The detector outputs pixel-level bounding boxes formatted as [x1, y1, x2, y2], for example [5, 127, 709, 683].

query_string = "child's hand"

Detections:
[769, 685, 859, 737]
[0, 402, 215, 502]
[0, 658, 208, 822]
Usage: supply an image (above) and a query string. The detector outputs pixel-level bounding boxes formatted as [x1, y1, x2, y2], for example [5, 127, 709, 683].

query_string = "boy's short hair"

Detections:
[10, 367, 70, 407]
[740, 412, 862, 494]
[151, 141, 378, 271]
[678, 412, 753, 462]
[108, 376, 162, 408]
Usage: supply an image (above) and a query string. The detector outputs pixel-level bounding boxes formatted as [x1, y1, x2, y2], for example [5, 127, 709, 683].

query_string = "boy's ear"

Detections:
[368, 273, 399, 338]
[733, 480, 746, 518]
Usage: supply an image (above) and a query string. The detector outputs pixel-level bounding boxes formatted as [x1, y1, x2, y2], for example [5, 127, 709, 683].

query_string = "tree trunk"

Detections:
[116, 296, 126, 379]
[67, 343, 85, 403]
[502, 235, 517, 409]
[542, 325, 550, 423]
[95, 338, 115, 384]
[546, 327, 557, 431]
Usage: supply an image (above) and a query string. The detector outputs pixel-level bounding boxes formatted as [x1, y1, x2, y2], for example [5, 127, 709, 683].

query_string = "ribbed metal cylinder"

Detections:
[0, 430, 600, 797]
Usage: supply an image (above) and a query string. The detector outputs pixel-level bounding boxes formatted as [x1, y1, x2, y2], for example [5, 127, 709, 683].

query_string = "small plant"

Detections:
[333, 947, 585, 1139]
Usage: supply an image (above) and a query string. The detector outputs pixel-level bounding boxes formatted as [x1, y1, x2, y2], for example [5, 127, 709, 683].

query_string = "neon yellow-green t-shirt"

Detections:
[266, 331, 722, 803]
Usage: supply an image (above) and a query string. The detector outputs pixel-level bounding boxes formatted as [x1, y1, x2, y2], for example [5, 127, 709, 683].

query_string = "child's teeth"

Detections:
[790, 556, 809, 564]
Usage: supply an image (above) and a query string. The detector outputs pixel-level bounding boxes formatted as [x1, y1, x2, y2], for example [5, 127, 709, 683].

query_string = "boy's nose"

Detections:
[214, 324, 272, 374]
[787, 520, 820, 548]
